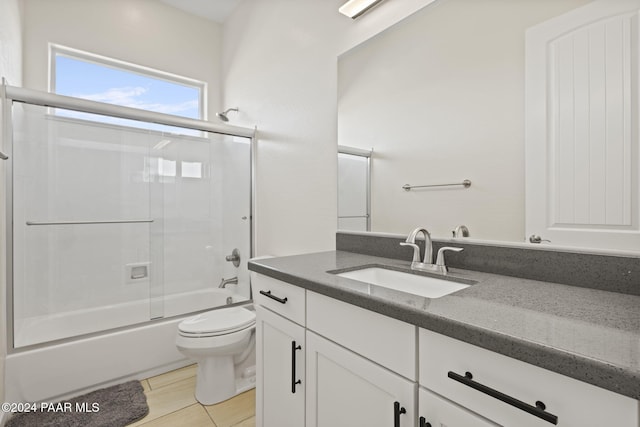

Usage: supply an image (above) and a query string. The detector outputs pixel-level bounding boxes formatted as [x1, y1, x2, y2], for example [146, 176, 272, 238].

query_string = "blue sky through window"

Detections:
[54, 53, 203, 135]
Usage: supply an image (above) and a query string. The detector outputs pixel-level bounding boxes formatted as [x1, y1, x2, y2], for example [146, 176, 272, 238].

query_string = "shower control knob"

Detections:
[225, 248, 241, 267]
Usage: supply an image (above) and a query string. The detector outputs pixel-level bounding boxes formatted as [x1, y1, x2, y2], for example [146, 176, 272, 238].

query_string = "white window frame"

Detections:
[49, 43, 207, 120]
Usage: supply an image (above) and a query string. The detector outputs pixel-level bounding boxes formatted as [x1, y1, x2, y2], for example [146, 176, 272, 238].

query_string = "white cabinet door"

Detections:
[306, 331, 415, 427]
[256, 305, 305, 427]
[419, 387, 498, 427]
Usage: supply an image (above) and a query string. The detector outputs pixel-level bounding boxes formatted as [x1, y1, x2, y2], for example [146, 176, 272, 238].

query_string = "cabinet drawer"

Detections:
[419, 387, 498, 427]
[419, 328, 638, 427]
[252, 273, 305, 326]
[307, 291, 415, 380]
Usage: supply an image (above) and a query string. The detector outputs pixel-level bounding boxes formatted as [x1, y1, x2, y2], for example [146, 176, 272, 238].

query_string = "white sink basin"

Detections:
[336, 267, 470, 298]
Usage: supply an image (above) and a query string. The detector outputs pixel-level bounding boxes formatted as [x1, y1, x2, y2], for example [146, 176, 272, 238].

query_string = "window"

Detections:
[50, 44, 206, 133]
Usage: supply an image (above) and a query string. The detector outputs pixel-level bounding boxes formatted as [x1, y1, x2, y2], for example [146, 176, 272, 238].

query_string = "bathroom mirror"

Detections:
[337, 0, 640, 253]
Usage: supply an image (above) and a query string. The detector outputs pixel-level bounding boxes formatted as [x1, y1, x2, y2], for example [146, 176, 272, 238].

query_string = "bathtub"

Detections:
[6, 287, 250, 403]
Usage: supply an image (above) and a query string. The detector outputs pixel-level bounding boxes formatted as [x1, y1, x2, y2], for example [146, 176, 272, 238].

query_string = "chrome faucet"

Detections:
[400, 227, 464, 274]
[400, 227, 433, 268]
[219, 276, 238, 288]
[452, 225, 470, 238]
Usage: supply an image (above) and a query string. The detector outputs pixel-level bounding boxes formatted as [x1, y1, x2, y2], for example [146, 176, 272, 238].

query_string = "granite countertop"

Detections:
[248, 250, 640, 400]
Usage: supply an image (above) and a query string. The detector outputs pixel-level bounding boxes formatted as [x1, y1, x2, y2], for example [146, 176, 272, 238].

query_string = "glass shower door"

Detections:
[10, 102, 252, 348]
[12, 103, 159, 347]
[157, 132, 252, 317]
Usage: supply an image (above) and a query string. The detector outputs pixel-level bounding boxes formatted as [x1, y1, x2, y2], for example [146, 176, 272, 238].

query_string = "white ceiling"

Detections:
[158, 0, 243, 23]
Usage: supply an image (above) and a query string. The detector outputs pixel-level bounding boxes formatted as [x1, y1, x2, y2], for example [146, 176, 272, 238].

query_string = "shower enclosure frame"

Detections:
[1, 81, 257, 354]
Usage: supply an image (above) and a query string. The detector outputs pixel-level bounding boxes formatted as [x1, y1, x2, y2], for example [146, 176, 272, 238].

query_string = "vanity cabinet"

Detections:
[254, 273, 416, 427]
[253, 274, 306, 427]
[253, 272, 639, 427]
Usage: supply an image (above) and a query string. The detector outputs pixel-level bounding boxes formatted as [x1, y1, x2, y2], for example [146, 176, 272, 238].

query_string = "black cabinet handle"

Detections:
[393, 401, 406, 427]
[447, 371, 558, 425]
[259, 290, 288, 304]
[419, 416, 431, 427]
[291, 341, 302, 393]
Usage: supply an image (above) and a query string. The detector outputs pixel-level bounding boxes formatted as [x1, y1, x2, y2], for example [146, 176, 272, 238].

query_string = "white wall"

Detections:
[0, 0, 23, 87]
[223, 0, 437, 256]
[0, 0, 23, 409]
[222, 0, 344, 256]
[338, 0, 592, 241]
[22, 0, 223, 121]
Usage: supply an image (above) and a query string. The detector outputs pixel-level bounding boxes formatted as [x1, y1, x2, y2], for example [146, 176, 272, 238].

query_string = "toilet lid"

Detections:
[178, 307, 256, 336]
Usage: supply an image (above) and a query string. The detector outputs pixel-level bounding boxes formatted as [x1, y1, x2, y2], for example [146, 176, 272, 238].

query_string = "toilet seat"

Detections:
[178, 307, 256, 338]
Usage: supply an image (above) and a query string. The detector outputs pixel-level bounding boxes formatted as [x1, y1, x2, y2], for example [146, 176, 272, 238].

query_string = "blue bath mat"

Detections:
[6, 380, 149, 427]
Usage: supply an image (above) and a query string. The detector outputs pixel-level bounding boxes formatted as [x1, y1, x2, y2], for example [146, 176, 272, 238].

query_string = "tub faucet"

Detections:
[219, 276, 238, 288]
[400, 227, 433, 269]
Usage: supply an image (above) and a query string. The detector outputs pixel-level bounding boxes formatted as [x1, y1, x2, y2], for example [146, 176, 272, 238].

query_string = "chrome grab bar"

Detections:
[0, 151, 7, 160]
[26, 219, 154, 226]
[402, 180, 471, 191]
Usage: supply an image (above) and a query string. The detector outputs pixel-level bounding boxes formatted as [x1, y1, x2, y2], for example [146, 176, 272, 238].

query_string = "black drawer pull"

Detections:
[419, 416, 431, 427]
[447, 371, 558, 425]
[393, 401, 406, 427]
[259, 290, 288, 304]
[291, 341, 302, 393]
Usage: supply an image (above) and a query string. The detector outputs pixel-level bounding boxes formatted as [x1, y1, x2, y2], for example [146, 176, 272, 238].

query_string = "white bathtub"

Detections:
[6, 287, 250, 403]
[14, 287, 244, 348]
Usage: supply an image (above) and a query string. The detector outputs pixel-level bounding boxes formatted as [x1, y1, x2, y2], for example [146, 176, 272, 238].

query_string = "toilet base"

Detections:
[194, 355, 232, 405]
[194, 357, 256, 404]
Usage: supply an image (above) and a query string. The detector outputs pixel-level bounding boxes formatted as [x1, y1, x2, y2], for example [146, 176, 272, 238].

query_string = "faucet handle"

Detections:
[399, 242, 421, 263]
[225, 248, 241, 267]
[435, 247, 464, 270]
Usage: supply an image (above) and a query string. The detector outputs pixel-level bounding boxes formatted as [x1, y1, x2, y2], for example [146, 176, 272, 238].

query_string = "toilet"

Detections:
[176, 305, 256, 405]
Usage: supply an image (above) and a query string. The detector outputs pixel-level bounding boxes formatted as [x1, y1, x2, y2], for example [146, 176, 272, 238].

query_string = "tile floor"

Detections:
[130, 365, 255, 427]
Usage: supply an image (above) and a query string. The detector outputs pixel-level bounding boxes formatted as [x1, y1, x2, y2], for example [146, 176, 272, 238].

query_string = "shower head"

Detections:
[216, 107, 239, 122]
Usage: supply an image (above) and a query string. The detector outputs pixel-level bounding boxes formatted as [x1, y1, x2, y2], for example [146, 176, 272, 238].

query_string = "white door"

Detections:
[418, 387, 498, 427]
[306, 331, 415, 427]
[256, 306, 305, 427]
[526, 0, 640, 250]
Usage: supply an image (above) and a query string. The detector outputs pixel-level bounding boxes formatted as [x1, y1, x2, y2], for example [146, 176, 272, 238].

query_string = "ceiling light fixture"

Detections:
[339, 0, 385, 19]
